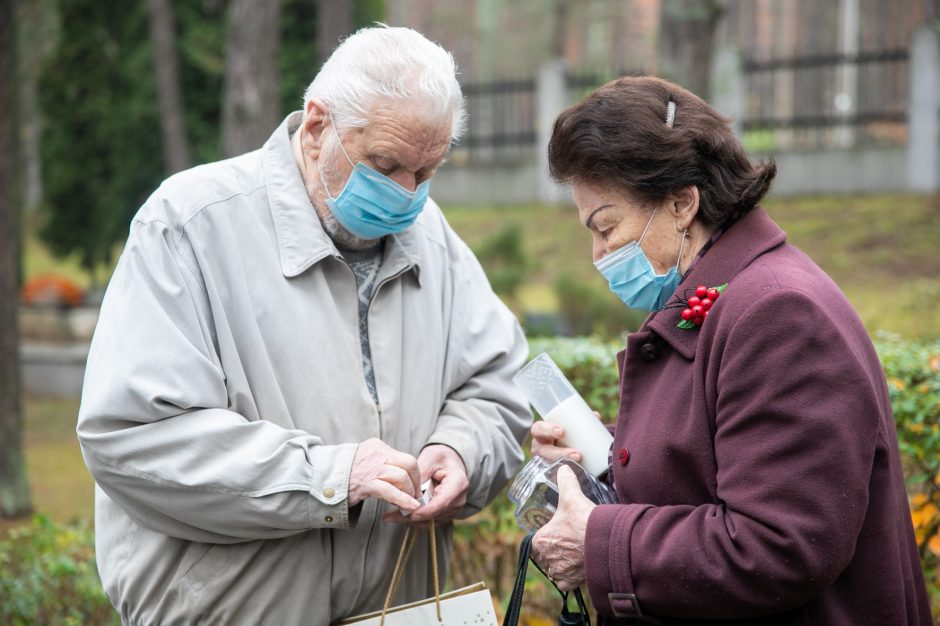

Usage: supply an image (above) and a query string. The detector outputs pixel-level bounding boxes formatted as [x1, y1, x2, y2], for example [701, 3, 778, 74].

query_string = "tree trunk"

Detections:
[0, 0, 32, 520]
[148, 0, 191, 174]
[657, 0, 725, 98]
[221, 0, 282, 158]
[317, 0, 352, 67]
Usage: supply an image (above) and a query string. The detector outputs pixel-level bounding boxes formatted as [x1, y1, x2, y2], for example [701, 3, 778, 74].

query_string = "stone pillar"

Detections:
[907, 26, 940, 193]
[709, 46, 745, 138]
[537, 59, 569, 204]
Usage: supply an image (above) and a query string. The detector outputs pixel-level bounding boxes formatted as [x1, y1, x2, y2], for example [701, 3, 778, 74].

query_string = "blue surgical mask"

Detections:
[594, 209, 686, 312]
[317, 111, 430, 240]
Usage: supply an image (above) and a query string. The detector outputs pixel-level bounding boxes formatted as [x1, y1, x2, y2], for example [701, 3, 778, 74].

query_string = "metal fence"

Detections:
[454, 51, 911, 162]
[742, 50, 909, 150]
[456, 78, 537, 162]
[455, 69, 631, 163]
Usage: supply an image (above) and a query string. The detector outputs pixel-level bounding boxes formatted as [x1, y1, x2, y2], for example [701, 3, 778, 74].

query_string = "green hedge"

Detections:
[3, 334, 938, 624]
[0, 515, 120, 626]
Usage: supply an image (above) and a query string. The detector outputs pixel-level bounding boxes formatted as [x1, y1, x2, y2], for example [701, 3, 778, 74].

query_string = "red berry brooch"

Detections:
[676, 283, 727, 329]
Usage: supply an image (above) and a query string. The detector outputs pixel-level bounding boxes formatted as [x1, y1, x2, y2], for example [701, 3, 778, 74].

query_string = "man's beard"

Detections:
[307, 141, 380, 251]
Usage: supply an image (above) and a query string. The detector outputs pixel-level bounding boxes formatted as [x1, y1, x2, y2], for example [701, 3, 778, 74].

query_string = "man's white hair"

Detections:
[304, 25, 466, 142]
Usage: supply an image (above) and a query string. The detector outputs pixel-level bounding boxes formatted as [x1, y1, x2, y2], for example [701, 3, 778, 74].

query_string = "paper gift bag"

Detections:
[335, 520, 498, 626]
[335, 582, 498, 625]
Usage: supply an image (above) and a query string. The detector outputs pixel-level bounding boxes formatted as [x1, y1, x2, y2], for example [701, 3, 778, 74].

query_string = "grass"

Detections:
[25, 193, 939, 338]
[441, 193, 940, 340]
[1, 396, 93, 533]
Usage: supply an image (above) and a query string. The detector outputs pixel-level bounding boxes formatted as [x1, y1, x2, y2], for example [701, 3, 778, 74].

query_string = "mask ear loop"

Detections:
[636, 208, 658, 245]
[316, 108, 352, 200]
[327, 108, 355, 166]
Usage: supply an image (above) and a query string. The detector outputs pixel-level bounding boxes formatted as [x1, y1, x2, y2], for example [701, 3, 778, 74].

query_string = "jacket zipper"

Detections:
[365, 265, 411, 440]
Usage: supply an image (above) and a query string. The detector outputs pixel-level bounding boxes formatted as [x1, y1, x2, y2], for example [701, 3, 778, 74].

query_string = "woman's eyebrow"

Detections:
[585, 204, 613, 229]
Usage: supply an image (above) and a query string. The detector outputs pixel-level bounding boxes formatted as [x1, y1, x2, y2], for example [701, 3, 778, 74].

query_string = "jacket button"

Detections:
[325, 515, 334, 524]
[618, 448, 630, 466]
[639, 342, 659, 362]
[323, 487, 336, 498]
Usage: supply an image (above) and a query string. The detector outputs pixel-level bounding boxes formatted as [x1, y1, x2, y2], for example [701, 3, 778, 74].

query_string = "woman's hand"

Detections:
[530, 421, 582, 464]
[531, 465, 596, 592]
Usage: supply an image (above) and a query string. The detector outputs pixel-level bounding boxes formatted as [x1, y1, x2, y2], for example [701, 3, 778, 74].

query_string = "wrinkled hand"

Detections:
[348, 438, 421, 513]
[531, 465, 595, 592]
[384, 444, 469, 524]
[530, 421, 582, 464]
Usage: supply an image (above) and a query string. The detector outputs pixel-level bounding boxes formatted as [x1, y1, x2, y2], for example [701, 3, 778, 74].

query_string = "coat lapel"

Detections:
[647, 207, 788, 359]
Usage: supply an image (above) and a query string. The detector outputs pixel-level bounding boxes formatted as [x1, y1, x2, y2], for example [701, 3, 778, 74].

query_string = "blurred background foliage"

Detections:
[5, 336, 939, 623]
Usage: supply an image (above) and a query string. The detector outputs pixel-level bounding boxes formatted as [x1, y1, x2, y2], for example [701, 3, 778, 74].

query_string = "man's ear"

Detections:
[302, 99, 330, 160]
[669, 186, 700, 232]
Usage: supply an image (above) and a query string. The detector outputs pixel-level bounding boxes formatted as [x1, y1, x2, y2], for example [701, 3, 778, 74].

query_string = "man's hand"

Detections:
[531, 465, 595, 592]
[384, 444, 469, 524]
[348, 438, 422, 513]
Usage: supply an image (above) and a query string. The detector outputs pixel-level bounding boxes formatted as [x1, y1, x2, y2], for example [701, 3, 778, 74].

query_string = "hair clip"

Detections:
[665, 100, 676, 128]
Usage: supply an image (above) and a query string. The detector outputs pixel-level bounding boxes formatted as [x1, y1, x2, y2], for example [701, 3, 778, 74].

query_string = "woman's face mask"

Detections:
[594, 209, 686, 312]
[317, 111, 430, 241]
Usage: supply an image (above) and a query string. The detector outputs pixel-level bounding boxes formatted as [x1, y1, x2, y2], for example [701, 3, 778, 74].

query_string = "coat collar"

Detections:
[262, 112, 422, 282]
[645, 207, 787, 359]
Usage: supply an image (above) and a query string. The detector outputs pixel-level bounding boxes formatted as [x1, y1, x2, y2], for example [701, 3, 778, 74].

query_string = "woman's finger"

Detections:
[532, 441, 582, 463]
[531, 421, 564, 442]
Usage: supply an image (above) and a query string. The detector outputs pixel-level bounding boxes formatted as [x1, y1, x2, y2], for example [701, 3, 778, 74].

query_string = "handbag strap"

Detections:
[503, 532, 591, 626]
[380, 519, 442, 625]
[502, 532, 535, 626]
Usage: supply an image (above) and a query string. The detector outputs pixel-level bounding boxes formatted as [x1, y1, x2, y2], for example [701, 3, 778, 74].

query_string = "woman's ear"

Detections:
[302, 99, 329, 160]
[669, 186, 700, 232]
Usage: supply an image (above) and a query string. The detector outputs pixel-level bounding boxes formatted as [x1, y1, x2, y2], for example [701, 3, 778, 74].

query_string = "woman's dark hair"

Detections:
[548, 76, 776, 228]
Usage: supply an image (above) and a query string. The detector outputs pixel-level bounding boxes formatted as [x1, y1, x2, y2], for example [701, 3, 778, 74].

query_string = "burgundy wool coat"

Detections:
[586, 207, 932, 625]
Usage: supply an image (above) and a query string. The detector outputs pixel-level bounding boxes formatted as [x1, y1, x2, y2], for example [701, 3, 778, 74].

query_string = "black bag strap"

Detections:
[502, 532, 591, 626]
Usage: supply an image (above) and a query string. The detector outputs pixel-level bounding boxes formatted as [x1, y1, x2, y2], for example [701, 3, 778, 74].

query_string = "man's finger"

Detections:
[386, 450, 422, 494]
[378, 465, 417, 498]
[370, 480, 420, 512]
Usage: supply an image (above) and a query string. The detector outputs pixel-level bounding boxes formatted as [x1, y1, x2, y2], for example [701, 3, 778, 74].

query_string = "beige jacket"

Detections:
[76, 113, 531, 625]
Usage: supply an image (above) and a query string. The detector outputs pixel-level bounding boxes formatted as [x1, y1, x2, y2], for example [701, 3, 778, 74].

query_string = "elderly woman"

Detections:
[529, 76, 931, 625]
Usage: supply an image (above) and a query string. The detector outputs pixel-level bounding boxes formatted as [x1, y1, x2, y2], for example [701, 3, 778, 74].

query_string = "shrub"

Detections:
[0, 515, 119, 626]
[554, 273, 645, 339]
[875, 332, 940, 617]
[5, 336, 938, 622]
[474, 223, 529, 306]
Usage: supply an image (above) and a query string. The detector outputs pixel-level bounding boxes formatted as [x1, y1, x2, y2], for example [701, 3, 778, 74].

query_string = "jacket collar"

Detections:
[262, 112, 422, 282]
[646, 207, 787, 359]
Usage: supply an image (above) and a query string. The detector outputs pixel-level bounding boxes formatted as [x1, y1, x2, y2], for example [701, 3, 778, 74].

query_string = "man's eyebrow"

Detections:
[585, 204, 613, 229]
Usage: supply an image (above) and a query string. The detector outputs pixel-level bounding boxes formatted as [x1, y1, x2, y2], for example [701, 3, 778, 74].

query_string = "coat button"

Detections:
[640, 342, 659, 362]
[323, 487, 336, 498]
[617, 448, 630, 466]
[325, 515, 334, 523]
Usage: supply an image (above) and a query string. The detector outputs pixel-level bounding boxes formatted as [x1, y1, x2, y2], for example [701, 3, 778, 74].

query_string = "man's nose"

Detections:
[389, 170, 417, 192]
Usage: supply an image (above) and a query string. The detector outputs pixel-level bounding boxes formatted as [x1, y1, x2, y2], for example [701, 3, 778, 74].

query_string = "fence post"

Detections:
[709, 45, 745, 138]
[907, 26, 940, 193]
[537, 59, 568, 204]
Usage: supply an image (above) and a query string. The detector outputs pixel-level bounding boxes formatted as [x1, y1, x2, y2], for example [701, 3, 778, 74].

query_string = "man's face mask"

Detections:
[317, 110, 430, 240]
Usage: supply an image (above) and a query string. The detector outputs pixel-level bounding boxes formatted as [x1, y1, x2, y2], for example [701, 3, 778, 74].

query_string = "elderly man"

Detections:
[77, 26, 531, 625]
